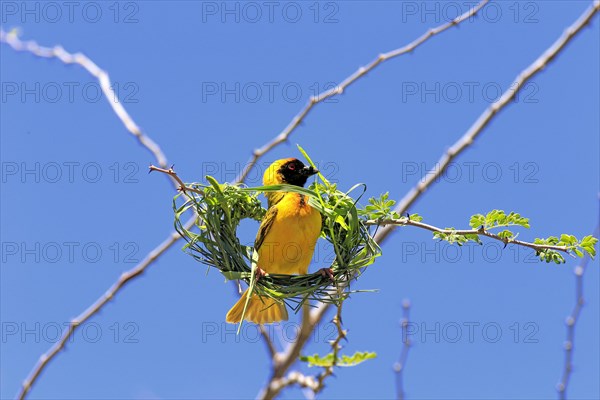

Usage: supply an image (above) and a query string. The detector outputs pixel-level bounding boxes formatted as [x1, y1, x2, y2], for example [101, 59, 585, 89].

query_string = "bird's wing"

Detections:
[254, 206, 278, 251]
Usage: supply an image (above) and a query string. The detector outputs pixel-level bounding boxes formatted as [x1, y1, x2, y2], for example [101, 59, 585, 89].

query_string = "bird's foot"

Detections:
[254, 266, 268, 282]
[319, 267, 335, 282]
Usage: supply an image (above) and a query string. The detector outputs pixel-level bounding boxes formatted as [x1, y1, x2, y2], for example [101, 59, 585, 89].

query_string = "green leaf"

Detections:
[469, 214, 485, 229]
[335, 214, 349, 230]
[359, 192, 400, 220]
[220, 270, 252, 281]
[497, 230, 514, 240]
[299, 354, 334, 367]
[409, 213, 423, 222]
[297, 144, 330, 185]
[560, 234, 574, 245]
[205, 175, 223, 193]
[300, 351, 377, 367]
[338, 351, 377, 367]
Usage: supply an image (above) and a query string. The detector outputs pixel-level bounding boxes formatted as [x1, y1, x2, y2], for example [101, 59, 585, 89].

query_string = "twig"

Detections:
[15, 228, 190, 399]
[265, 304, 346, 396]
[366, 217, 573, 254]
[268, 371, 319, 393]
[394, 300, 412, 400]
[236, 0, 490, 184]
[314, 304, 346, 394]
[259, 304, 330, 400]
[557, 222, 600, 399]
[374, 0, 600, 244]
[259, 326, 277, 360]
[0, 29, 171, 176]
[148, 165, 204, 195]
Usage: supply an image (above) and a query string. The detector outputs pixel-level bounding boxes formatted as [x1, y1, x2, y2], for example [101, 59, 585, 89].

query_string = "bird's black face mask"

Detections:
[279, 159, 319, 187]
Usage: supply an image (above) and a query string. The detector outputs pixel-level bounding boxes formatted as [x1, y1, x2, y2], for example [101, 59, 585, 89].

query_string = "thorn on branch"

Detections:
[393, 362, 402, 372]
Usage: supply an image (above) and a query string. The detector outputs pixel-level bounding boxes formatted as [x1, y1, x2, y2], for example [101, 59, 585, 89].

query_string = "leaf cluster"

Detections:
[469, 210, 530, 230]
[359, 192, 423, 223]
[533, 234, 597, 264]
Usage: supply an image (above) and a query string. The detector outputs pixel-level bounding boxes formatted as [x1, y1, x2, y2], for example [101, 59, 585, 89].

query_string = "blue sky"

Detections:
[1, 1, 599, 399]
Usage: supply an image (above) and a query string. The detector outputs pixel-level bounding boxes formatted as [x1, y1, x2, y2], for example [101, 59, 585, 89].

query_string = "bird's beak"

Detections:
[301, 165, 319, 176]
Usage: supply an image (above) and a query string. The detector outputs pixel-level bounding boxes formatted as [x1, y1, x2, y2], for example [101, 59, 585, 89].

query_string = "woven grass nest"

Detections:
[173, 165, 381, 312]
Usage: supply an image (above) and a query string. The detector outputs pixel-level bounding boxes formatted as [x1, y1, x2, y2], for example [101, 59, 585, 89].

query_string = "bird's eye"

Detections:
[288, 164, 296, 171]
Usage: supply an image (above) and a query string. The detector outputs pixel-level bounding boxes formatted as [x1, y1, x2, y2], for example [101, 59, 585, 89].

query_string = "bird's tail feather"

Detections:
[226, 289, 288, 324]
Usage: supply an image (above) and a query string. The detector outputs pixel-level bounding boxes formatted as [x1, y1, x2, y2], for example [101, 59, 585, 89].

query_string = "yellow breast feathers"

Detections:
[255, 193, 321, 275]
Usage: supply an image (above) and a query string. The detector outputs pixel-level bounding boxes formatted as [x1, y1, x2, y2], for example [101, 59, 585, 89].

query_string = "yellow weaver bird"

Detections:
[226, 158, 325, 324]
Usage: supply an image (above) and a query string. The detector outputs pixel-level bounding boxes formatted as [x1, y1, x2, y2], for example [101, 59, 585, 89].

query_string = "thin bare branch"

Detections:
[314, 304, 346, 394]
[236, 0, 490, 184]
[374, 0, 600, 244]
[268, 371, 319, 393]
[260, 325, 277, 360]
[15, 226, 191, 400]
[148, 165, 205, 195]
[0, 29, 171, 176]
[259, 304, 330, 400]
[263, 305, 346, 397]
[394, 300, 412, 400]
[557, 220, 600, 398]
[367, 217, 573, 255]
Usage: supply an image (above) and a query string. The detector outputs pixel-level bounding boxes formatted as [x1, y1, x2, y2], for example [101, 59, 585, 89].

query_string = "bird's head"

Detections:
[263, 158, 319, 187]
